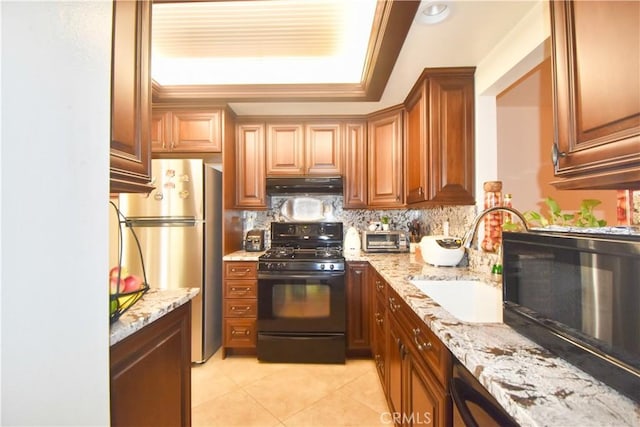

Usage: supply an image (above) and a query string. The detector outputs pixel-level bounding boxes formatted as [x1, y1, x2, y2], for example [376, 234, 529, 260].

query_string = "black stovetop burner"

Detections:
[259, 222, 344, 271]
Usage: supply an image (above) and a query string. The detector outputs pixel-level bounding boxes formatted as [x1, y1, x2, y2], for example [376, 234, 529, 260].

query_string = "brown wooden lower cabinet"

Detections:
[222, 261, 258, 357]
[374, 271, 452, 427]
[347, 262, 371, 356]
[110, 302, 192, 427]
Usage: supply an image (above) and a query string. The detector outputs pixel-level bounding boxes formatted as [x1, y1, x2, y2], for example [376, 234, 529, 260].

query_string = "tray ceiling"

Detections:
[151, 0, 419, 102]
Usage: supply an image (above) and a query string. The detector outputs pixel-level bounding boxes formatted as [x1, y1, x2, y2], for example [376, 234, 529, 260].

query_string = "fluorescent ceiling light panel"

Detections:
[151, 0, 378, 86]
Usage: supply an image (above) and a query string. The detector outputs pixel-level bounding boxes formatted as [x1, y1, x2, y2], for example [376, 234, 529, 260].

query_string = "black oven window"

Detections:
[272, 284, 330, 318]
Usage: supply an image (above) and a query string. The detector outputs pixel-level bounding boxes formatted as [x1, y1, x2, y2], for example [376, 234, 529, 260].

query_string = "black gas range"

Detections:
[258, 222, 345, 273]
[256, 221, 346, 364]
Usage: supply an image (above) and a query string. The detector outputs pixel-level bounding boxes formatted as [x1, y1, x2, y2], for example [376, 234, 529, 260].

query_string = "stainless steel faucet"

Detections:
[462, 206, 529, 249]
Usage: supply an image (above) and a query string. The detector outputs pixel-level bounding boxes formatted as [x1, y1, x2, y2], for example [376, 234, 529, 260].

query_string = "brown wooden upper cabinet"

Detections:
[550, 0, 640, 190]
[152, 110, 223, 153]
[404, 67, 475, 206]
[109, 0, 153, 193]
[343, 121, 368, 208]
[235, 123, 267, 208]
[266, 121, 342, 176]
[368, 107, 405, 208]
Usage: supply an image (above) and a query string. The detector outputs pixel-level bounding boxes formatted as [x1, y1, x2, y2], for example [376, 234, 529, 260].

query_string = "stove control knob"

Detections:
[278, 262, 286, 270]
[329, 264, 335, 270]
[320, 264, 325, 270]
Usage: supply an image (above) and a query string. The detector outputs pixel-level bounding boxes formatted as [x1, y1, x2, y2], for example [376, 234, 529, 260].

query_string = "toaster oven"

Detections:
[361, 230, 409, 253]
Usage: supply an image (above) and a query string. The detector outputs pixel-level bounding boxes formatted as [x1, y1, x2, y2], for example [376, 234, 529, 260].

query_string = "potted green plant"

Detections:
[381, 216, 390, 231]
[503, 197, 606, 231]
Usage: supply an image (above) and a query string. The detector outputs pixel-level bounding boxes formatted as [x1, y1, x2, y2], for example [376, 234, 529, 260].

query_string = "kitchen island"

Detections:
[110, 288, 199, 427]
[224, 249, 638, 426]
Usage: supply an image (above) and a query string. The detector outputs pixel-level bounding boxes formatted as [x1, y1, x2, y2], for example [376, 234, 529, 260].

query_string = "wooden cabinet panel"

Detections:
[223, 319, 256, 348]
[223, 261, 258, 357]
[151, 111, 169, 152]
[406, 355, 449, 427]
[551, 1, 640, 189]
[236, 123, 266, 208]
[171, 111, 222, 152]
[110, 302, 191, 427]
[427, 71, 475, 204]
[224, 279, 257, 299]
[368, 108, 404, 207]
[344, 121, 368, 208]
[371, 270, 387, 385]
[346, 262, 370, 356]
[404, 68, 475, 206]
[380, 282, 452, 427]
[224, 261, 258, 279]
[109, 0, 152, 193]
[224, 299, 257, 317]
[405, 85, 428, 204]
[305, 123, 342, 175]
[266, 123, 305, 175]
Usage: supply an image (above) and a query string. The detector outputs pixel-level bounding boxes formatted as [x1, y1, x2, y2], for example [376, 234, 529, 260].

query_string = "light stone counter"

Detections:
[109, 288, 200, 346]
[223, 250, 263, 261]
[350, 252, 639, 427]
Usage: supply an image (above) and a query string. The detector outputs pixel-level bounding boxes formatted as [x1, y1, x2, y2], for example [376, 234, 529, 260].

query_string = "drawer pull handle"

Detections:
[231, 306, 251, 311]
[375, 280, 384, 291]
[230, 267, 251, 273]
[231, 287, 251, 292]
[375, 312, 384, 326]
[231, 329, 250, 336]
[388, 297, 401, 312]
[412, 328, 432, 351]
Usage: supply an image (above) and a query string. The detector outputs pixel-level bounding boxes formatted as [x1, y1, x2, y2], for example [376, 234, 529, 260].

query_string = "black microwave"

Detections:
[502, 230, 640, 403]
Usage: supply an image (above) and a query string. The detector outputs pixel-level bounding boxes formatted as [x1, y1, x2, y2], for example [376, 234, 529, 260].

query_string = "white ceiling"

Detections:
[152, 0, 539, 116]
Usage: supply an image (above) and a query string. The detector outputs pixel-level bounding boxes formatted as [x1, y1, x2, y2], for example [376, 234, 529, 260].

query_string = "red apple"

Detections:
[110, 266, 129, 280]
[109, 277, 125, 295]
[123, 274, 143, 293]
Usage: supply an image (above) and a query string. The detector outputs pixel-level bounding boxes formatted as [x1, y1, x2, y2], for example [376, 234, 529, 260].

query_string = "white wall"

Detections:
[1, 2, 111, 425]
[473, 0, 550, 207]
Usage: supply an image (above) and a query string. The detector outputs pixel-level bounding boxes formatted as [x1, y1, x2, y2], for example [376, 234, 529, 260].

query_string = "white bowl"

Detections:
[419, 235, 465, 267]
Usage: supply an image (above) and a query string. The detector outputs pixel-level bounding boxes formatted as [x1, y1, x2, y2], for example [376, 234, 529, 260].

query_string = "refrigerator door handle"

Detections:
[124, 216, 200, 227]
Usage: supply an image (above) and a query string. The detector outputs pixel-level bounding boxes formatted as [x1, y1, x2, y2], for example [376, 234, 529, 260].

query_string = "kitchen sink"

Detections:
[410, 280, 503, 323]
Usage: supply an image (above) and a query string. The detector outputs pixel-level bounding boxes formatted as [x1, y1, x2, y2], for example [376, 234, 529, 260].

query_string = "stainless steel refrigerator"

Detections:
[118, 158, 222, 363]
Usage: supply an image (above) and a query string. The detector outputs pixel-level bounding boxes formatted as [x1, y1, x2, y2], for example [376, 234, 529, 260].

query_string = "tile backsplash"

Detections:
[242, 195, 476, 248]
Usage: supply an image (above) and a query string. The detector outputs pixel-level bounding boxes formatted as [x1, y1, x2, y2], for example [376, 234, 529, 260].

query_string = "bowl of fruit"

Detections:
[109, 266, 149, 323]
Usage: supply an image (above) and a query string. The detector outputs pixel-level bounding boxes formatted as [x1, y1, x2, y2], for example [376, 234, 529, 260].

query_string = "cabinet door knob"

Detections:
[551, 142, 567, 167]
[412, 328, 432, 351]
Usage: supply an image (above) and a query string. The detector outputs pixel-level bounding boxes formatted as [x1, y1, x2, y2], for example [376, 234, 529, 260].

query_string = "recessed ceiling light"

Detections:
[416, 1, 451, 25]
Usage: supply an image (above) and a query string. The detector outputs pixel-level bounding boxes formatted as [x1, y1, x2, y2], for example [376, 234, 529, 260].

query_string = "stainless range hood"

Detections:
[266, 176, 343, 195]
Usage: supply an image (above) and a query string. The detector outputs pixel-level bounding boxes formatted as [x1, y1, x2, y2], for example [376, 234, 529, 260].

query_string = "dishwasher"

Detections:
[450, 357, 518, 427]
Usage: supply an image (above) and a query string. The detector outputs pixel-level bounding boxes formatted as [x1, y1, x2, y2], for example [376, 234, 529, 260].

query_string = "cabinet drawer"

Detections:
[224, 319, 256, 347]
[224, 299, 257, 317]
[388, 289, 451, 389]
[224, 280, 257, 298]
[224, 262, 257, 279]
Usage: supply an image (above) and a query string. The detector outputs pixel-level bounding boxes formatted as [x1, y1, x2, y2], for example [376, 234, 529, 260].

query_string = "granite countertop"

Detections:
[354, 252, 639, 427]
[110, 288, 200, 346]
[223, 250, 263, 261]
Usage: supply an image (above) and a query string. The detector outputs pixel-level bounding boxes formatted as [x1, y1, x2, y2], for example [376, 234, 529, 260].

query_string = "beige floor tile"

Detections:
[192, 350, 390, 426]
[191, 368, 239, 408]
[192, 388, 282, 427]
[243, 368, 334, 420]
[340, 371, 389, 414]
[217, 356, 290, 387]
[281, 390, 389, 427]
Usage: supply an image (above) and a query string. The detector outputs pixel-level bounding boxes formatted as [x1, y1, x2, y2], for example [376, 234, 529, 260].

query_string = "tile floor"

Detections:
[191, 350, 391, 427]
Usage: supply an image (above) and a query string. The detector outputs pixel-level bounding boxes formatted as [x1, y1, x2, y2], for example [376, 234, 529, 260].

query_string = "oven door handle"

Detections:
[258, 272, 345, 280]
